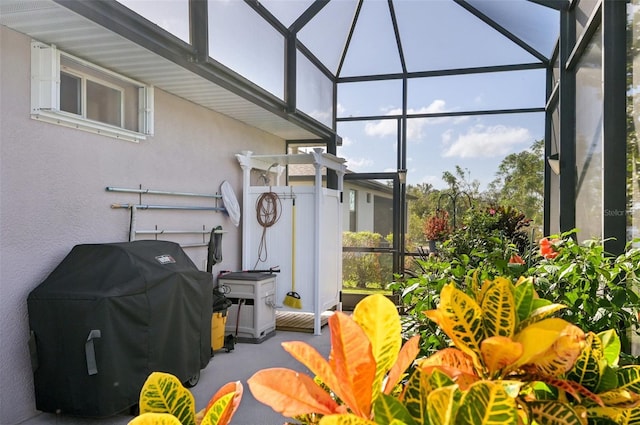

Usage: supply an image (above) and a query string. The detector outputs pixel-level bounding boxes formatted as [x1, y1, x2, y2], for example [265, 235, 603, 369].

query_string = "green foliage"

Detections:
[343, 231, 392, 289]
[488, 139, 544, 227]
[395, 227, 640, 364]
[528, 231, 640, 362]
[439, 205, 533, 277]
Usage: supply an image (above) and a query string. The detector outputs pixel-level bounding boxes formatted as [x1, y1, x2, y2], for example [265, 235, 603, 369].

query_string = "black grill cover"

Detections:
[27, 240, 213, 417]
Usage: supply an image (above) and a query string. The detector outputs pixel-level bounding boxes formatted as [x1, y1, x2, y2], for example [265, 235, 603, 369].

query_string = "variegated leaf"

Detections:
[427, 386, 459, 425]
[418, 348, 476, 376]
[429, 368, 457, 390]
[515, 303, 567, 333]
[587, 405, 631, 424]
[629, 404, 640, 424]
[476, 278, 492, 307]
[455, 381, 518, 425]
[617, 366, 640, 393]
[374, 393, 418, 425]
[138, 372, 196, 425]
[247, 368, 343, 417]
[597, 389, 640, 409]
[401, 367, 430, 425]
[128, 413, 182, 425]
[200, 393, 234, 425]
[566, 332, 603, 393]
[480, 336, 523, 377]
[527, 400, 585, 425]
[318, 414, 378, 425]
[533, 375, 602, 406]
[353, 294, 402, 403]
[384, 335, 420, 395]
[326, 312, 376, 417]
[523, 321, 585, 377]
[597, 329, 621, 367]
[513, 318, 582, 371]
[201, 381, 242, 425]
[436, 283, 484, 367]
[514, 278, 535, 323]
[481, 277, 516, 339]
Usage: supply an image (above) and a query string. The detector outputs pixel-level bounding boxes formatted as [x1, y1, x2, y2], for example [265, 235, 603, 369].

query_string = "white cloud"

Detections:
[344, 156, 374, 171]
[442, 124, 531, 158]
[340, 136, 353, 147]
[363, 100, 455, 142]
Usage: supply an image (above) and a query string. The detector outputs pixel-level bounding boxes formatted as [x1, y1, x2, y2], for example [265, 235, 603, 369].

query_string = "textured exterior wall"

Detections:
[0, 26, 283, 424]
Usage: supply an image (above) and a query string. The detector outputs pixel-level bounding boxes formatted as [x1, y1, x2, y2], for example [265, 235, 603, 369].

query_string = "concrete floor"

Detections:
[18, 329, 332, 425]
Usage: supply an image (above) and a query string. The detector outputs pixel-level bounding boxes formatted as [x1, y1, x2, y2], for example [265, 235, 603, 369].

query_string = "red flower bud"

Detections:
[509, 254, 525, 265]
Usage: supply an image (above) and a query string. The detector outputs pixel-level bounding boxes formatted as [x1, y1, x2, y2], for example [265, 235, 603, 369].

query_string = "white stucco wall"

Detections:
[0, 26, 284, 424]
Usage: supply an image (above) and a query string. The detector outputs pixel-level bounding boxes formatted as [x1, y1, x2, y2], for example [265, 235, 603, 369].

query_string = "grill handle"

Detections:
[85, 330, 101, 375]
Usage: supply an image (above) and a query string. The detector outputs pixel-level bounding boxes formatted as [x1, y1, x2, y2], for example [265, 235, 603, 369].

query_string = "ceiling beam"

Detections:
[527, 0, 569, 10]
[453, 0, 550, 65]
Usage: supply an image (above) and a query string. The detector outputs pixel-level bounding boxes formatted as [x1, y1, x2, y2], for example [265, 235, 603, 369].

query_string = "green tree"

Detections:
[406, 182, 434, 219]
[488, 139, 544, 226]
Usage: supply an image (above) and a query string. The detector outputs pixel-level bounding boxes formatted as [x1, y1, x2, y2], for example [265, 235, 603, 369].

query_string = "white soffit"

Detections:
[0, 0, 320, 141]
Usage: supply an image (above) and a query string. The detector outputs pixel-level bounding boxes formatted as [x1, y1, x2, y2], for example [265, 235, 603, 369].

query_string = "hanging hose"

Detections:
[253, 191, 281, 269]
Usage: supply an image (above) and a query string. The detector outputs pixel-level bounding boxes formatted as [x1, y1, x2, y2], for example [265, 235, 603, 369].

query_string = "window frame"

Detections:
[31, 41, 154, 142]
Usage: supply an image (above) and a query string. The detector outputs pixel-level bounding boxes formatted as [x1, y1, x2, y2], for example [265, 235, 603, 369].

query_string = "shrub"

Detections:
[423, 209, 451, 241]
[247, 288, 640, 425]
[528, 231, 640, 362]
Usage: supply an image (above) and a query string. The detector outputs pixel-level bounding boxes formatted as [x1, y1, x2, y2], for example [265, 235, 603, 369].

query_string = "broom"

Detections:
[283, 197, 302, 309]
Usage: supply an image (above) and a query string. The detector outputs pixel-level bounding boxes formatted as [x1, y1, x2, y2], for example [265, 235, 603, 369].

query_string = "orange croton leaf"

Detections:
[418, 347, 476, 375]
[418, 347, 480, 390]
[326, 312, 376, 418]
[282, 312, 376, 419]
[383, 335, 420, 395]
[419, 365, 480, 391]
[202, 381, 242, 425]
[480, 336, 523, 377]
[281, 341, 348, 410]
[247, 368, 345, 417]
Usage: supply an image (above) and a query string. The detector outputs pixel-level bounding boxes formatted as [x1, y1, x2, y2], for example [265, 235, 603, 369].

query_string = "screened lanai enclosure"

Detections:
[2, 0, 638, 280]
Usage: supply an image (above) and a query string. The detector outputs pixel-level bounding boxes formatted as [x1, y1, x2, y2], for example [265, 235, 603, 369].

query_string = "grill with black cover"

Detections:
[27, 240, 212, 417]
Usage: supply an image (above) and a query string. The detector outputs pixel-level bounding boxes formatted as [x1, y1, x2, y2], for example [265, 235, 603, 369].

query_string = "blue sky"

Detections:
[117, 0, 554, 190]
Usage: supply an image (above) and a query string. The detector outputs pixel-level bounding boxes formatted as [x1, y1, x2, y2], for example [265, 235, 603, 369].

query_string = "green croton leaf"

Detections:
[514, 279, 535, 323]
[427, 386, 459, 425]
[138, 372, 196, 425]
[437, 283, 485, 367]
[527, 400, 584, 425]
[401, 368, 429, 425]
[454, 381, 517, 425]
[617, 366, 640, 393]
[597, 365, 620, 394]
[515, 303, 566, 333]
[566, 332, 603, 393]
[374, 393, 418, 425]
[597, 330, 621, 367]
[200, 392, 234, 425]
[480, 277, 516, 339]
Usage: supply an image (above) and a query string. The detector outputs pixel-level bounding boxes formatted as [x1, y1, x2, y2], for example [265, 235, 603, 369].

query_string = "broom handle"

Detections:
[291, 198, 296, 292]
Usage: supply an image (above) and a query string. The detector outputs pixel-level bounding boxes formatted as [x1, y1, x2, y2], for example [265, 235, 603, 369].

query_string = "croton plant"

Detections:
[128, 372, 242, 425]
[128, 275, 640, 425]
[248, 277, 640, 425]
